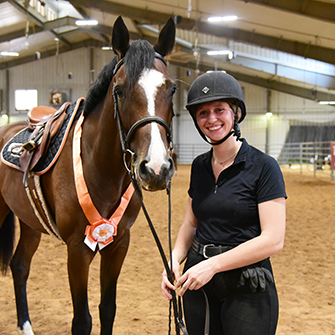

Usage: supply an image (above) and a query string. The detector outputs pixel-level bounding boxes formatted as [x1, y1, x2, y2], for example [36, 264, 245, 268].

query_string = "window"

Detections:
[37, 0, 45, 16]
[47, 8, 56, 21]
[15, 90, 38, 111]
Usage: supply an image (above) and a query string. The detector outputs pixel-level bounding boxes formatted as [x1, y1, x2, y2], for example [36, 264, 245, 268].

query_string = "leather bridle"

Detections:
[112, 53, 173, 174]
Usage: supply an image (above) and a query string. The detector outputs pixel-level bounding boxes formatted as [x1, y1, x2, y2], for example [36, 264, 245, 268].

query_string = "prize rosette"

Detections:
[84, 218, 118, 251]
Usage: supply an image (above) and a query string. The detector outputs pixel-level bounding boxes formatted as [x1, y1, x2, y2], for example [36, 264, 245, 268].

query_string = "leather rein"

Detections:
[113, 53, 188, 335]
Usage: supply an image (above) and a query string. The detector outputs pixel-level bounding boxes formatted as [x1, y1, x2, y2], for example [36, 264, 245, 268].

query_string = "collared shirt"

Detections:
[188, 139, 287, 246]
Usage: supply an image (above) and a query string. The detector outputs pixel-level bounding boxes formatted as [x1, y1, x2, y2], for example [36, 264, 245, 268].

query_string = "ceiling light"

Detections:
[208, 15, 238, 23]
[319, 101, 335, 105]
[102, 46, 113, 51]
[207, 50, 234, 59]
[75, 20, 98, 26]
[0, 51, 19, 57]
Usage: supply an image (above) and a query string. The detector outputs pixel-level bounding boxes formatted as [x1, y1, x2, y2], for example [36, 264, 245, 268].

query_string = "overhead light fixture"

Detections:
[0, 51, 19, 57]
[102, 46, 113, 51]
[208, 15, 238, 23]
[75, 20, 98, 26]
[266, 112, 273, 118]
[207, 50, 234, 60]
[319, 101, 335, 105]
[207, 70, 226, 73]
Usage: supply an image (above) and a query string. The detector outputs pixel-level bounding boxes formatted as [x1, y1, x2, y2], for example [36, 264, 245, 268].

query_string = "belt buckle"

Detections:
[202, 244, 215, 259]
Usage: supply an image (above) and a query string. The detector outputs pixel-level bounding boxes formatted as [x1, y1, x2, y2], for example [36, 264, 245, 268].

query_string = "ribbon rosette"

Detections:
[84, 218, 118, 251]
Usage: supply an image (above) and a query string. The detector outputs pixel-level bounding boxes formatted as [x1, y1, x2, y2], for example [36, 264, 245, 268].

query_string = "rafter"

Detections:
[235, 0, 335, 24]
[67, 0, 335, 66]
[173, 60, 335, 102]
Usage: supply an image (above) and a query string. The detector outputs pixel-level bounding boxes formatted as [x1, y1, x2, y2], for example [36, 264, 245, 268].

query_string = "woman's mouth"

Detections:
[208, 125, 222, 131]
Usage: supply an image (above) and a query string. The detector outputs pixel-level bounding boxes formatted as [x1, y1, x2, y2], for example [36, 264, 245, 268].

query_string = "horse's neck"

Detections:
[80, 106, 129, 215]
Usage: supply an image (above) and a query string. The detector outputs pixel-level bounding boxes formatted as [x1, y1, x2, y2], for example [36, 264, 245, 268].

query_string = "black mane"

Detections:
[84, 39, 155, 115]
[84, 56, 118, 116]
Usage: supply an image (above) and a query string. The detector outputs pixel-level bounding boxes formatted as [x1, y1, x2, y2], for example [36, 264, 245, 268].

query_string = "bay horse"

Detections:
[0, 16, 176, 335]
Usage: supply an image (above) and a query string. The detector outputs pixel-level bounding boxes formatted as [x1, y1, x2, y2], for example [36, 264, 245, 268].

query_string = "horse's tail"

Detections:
[0, 211, 15, 275]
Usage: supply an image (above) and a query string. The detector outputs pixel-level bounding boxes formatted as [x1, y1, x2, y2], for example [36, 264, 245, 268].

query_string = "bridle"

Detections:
[112, 52, 188, 335]
[112, 52, 174, 174]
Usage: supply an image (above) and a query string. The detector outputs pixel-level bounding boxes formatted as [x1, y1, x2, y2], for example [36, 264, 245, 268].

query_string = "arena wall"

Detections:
[0, 47, 334, 163]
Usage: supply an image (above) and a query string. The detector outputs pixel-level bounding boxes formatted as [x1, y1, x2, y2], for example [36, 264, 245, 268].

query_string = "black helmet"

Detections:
[186, 71, 246, 123]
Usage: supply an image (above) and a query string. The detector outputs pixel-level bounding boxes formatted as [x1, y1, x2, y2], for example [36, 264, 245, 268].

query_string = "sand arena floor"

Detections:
[0, 165, 335, 334]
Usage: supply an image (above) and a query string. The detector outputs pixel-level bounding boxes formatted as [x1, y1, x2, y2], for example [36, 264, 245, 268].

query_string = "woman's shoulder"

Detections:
[247, 143, 278, 166]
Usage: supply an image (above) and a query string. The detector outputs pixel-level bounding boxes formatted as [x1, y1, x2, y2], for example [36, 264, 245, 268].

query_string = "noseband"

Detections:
[112, 53, 173, 174]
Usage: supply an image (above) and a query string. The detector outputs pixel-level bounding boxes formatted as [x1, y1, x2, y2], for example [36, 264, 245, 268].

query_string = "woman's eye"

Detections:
[197, 110, 207, 117]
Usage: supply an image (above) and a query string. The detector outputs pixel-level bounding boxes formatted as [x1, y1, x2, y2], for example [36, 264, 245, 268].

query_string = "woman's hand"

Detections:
[161, 261, 181, 300]
[176, 259, 216, 297]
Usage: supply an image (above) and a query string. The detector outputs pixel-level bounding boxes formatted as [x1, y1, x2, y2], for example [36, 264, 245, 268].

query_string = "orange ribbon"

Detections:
[73, 113, 134, 251]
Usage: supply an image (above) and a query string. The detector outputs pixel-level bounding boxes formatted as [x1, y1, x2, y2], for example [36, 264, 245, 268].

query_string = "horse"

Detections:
[0, 16, 176, 335]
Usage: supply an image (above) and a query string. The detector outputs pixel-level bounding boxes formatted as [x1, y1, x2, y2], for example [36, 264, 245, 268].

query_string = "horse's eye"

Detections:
[114, 86, 124, 98]
[170, 85, 177, 97]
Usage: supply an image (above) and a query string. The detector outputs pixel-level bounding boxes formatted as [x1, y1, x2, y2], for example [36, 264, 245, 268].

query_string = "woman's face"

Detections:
[195, 101, 234, 142]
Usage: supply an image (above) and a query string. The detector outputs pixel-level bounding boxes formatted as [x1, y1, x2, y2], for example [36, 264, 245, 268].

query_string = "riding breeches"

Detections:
[182, 248, 279, 335]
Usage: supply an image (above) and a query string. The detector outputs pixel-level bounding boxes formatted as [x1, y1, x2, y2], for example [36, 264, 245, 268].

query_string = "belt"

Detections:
[192, 239, 233, 259]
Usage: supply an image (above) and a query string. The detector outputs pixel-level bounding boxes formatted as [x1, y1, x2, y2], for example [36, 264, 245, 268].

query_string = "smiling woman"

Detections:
[161, 71, 287, 335]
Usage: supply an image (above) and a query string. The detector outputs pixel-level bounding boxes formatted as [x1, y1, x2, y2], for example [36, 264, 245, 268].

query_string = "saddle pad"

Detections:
[1, 98, 84, 173]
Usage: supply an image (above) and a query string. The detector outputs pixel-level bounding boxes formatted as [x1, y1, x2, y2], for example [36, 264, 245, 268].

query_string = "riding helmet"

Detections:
[186, 71, 246, 123]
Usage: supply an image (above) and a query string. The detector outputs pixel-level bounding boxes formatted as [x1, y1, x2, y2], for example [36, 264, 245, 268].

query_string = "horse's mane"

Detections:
[84, 56, 118, 116]
[84, 40, 155, 116]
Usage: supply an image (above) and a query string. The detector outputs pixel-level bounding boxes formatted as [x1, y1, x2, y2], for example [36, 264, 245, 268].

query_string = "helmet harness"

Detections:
[186, 72, 246, 145]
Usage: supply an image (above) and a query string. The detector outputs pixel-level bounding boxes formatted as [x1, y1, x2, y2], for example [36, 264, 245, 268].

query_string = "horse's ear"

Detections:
[154, 17, 176, 57]
[112, 16, 130, 59]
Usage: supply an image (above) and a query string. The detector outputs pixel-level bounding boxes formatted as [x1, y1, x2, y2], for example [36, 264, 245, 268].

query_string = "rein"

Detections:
[113, 53, 188, 335]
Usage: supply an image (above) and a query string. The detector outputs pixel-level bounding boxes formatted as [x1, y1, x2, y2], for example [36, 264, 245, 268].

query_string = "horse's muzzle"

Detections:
[137, 156, 175, 191]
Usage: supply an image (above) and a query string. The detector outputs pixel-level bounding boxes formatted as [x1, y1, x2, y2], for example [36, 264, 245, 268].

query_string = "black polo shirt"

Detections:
[188, 139, 287, 246]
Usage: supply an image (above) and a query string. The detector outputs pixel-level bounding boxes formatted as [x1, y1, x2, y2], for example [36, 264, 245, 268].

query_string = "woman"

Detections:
[161, 71, 286, 335]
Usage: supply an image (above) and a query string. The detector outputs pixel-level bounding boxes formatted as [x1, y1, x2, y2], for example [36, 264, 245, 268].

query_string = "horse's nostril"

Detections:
[139, 160, 150, 181]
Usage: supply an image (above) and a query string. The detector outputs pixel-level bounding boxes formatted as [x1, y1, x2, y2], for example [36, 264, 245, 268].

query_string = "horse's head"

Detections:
[111, 17, 176, 191]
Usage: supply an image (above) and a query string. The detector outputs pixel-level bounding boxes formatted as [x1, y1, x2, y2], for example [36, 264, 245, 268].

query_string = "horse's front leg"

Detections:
[10, 221, 41, 335]
[99, 230, 130, 335]
[67, 240, 96, 335]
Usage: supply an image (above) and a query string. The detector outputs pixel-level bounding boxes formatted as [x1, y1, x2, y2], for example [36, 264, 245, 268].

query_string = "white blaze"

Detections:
[138, 69, 167, 174]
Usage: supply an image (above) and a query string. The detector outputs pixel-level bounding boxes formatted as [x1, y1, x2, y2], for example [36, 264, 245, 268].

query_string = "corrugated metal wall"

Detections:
[0, 46, 334, 162]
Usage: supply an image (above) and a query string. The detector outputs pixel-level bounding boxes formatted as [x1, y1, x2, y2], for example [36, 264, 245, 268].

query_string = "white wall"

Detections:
[1, 47, 335, 161]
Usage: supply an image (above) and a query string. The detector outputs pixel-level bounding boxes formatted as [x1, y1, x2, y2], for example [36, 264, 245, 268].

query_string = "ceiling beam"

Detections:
[174, 60, 335, 102]
[236, 0, 335, 24]
[67, 4, 111, 45]
[0, 27, 44, 43]
[68, 0, 335, 65]
[8, 0, 72, 47]
[0, 39, 102, 70]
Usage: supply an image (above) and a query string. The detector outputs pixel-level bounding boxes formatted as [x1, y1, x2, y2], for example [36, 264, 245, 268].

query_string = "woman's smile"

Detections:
[196, 101, 234, 141]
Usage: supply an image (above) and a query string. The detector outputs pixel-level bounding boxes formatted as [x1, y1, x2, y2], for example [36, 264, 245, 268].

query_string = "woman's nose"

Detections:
[207, 111, 217, 122]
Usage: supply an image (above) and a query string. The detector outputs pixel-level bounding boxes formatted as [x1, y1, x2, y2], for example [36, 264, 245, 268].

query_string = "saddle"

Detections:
[1, 99, 85, 241]
[20, 103, 70, 183]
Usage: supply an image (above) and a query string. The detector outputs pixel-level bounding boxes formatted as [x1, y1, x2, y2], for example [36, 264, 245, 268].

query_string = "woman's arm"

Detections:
[176, 197, 286, 296]
[161, 197, 197, 300]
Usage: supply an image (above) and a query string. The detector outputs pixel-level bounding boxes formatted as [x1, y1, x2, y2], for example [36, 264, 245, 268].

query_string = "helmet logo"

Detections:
[202, 86, 209, 94]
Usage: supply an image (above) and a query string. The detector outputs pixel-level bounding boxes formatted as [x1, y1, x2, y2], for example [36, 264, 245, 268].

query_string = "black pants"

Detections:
[182, 248, 279, 335]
